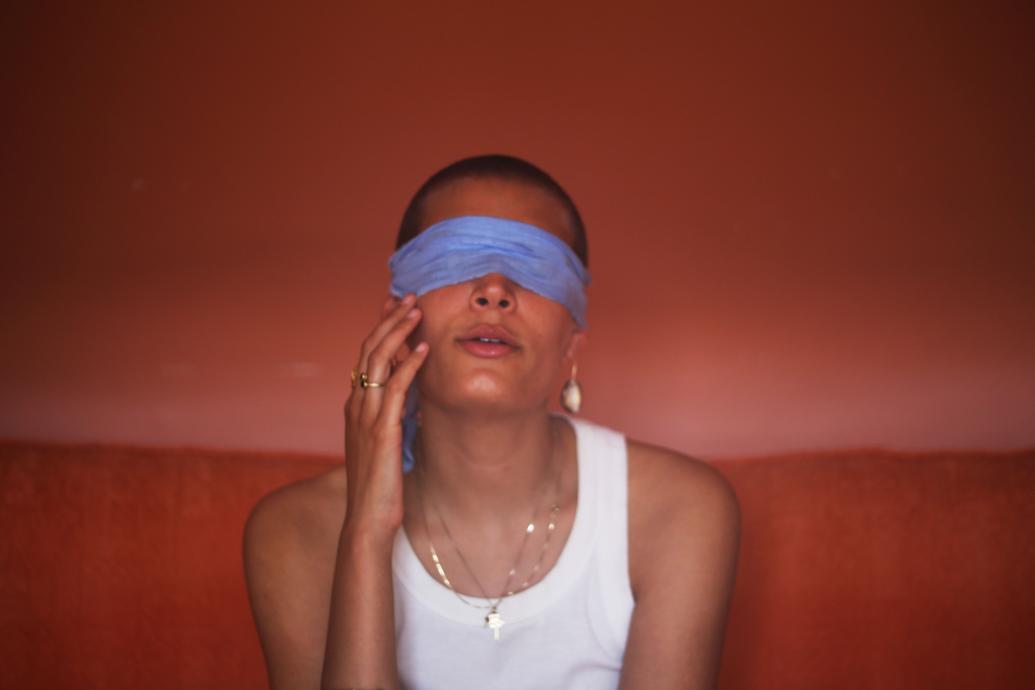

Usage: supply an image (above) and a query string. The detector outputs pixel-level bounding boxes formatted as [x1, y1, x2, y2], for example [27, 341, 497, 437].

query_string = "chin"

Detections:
[457, 375, 516, 405]
[429, 375, 530, 415]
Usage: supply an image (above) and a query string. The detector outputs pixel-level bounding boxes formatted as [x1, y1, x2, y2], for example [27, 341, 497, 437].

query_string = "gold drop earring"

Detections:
[560, 362, 583, 414]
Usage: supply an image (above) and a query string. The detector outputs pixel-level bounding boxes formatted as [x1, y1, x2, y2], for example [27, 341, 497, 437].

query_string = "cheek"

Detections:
[411, 289, 463, 343]
[521, 290, 573, 325]
[524, 297, 577, 349]
[524, 316, 578, 379]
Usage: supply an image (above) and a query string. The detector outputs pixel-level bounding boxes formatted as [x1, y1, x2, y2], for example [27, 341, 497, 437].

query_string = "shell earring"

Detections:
[560, 362, 583, 414]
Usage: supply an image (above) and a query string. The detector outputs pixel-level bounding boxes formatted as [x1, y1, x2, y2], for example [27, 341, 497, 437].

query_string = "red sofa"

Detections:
[2, 439, 1032, 689]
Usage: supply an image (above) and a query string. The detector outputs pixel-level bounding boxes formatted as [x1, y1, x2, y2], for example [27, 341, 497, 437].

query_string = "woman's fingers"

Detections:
[359, 306, 423, 423]
[357, 293, 416, 375]
[345, 295, 411, 422]
[377, 341, 429, 428]
[382, 296, 414, 367]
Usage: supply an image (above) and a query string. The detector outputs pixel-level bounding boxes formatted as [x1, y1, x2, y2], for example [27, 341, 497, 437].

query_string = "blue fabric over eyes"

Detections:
[388, 215, 590, 328]
[385, 214, 591, 472]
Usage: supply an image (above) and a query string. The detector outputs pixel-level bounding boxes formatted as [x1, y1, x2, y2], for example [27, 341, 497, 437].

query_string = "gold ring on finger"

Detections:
[359, 372, 386, 389]
[350, 368, 359, 389]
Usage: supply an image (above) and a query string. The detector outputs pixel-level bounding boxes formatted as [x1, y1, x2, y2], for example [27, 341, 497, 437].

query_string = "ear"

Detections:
[565, 328, 587, 362]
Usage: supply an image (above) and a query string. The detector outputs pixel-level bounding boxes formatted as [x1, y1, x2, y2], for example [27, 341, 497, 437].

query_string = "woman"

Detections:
[244, 154, 740, 690]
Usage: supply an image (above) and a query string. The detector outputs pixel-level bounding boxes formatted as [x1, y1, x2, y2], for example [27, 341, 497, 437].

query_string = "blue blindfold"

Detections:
[388, 214, 590, 329]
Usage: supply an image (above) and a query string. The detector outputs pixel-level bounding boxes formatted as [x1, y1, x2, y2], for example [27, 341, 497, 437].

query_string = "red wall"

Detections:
[3, 3, 1033, 458]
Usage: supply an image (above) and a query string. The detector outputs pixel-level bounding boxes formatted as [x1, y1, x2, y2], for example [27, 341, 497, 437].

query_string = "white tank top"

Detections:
[392, 415, 635, 690]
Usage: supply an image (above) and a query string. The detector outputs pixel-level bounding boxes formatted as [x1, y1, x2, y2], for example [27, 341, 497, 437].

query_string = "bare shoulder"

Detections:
[619, 439, 742, 687]
[626, 439, 741, 594]
[244, 464, 347, 554]
[627, 439, 740, 527]
[242, 465, 347, 690]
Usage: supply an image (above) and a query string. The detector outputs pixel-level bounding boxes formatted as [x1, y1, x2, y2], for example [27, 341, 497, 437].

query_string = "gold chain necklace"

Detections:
[414, 425, 563, 640]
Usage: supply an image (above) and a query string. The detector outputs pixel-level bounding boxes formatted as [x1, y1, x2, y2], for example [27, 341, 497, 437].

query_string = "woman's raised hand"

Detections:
[343, 292, 429, 541]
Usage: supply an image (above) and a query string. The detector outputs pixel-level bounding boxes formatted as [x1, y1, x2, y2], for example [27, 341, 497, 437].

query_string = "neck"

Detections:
[415, 403, 558, 528]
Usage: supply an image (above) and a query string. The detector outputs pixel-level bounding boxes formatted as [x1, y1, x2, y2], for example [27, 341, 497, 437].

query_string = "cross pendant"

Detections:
[485, 609, 504, 641]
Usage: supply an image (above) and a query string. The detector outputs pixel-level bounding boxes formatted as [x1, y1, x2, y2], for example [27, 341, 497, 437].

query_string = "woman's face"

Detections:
[407, 176, 586, 414]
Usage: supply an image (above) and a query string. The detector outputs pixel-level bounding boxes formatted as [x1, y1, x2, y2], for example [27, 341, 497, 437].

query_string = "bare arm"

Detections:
[619, 450, 741, 690]
[320, 524, 397, 690]
[244, 294, 429, 690]
[245, 493, 327, 690]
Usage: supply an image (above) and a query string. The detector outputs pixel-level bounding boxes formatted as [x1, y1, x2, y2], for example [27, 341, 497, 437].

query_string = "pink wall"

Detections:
[3, 3, 1033, 459]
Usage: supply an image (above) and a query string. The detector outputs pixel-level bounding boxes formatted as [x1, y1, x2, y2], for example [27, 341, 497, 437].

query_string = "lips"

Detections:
[456, 324, 520, 358]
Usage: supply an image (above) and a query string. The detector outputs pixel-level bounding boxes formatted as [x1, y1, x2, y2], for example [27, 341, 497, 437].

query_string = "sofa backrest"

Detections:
[1, 441, 334, 690]
[716, 448, 1035, 690]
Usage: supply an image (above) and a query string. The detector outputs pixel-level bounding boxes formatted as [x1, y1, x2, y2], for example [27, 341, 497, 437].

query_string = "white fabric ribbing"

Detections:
[392, 414, 634, 690]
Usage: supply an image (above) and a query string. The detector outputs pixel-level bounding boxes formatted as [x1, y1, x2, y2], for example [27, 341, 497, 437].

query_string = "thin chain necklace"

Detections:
[414, 423, 563, 640]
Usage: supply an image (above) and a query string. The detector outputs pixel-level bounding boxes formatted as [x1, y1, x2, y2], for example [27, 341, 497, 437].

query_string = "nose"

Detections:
[470, 273, 517, 316]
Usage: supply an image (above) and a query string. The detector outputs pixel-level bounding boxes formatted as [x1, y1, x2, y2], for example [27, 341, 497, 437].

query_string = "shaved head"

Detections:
[396, 154, 589, 268]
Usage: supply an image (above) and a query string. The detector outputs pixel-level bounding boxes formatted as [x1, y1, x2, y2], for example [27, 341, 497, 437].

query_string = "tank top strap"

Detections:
[564, 415, 634, 655]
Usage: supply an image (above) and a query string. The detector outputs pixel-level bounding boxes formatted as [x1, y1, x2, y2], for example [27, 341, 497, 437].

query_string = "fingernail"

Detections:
[407, 308, 420, 319]
[415, 342, 428, 352]
[403, 293, 416, 304]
